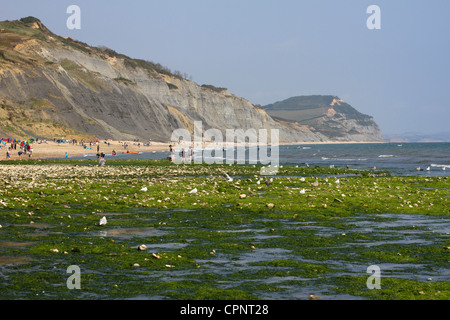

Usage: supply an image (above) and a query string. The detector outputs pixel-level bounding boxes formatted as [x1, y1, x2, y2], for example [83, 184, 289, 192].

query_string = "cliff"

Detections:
[0, 17, 383, 143]
[262, 95, 385, 142]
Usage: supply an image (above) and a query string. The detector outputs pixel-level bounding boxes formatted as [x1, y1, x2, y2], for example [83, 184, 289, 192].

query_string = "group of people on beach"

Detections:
[169, 142, 195, 163]
[2, 139, 34, 160]
[2, 136, 170, 163]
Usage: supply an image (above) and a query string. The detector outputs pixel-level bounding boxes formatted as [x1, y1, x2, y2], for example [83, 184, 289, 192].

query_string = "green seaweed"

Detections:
[0, 160, 448, 299]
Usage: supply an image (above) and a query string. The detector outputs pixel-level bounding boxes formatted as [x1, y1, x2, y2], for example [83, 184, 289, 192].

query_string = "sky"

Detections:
[1, 0, 449, 136]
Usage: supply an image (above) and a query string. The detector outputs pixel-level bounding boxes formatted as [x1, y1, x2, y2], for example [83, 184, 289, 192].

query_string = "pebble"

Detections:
[138, 244, 147, 251]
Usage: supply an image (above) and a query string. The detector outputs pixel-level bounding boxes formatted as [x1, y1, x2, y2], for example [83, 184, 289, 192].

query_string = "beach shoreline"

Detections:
[0, 139, 387, 161]
[0, 140, 170, 161]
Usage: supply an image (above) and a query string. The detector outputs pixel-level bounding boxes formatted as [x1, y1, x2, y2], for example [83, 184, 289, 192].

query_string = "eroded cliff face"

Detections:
[0, 18, 382, 143]
[263, 95, 385, 142]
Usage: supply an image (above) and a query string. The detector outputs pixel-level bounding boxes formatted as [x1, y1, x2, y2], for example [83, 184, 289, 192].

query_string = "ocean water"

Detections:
[82, 142, 450, 177]
[278, 142, 450, 176]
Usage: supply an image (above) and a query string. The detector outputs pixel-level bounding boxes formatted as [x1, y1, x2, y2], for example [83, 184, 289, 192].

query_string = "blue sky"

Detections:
[1, 0, 449, 136]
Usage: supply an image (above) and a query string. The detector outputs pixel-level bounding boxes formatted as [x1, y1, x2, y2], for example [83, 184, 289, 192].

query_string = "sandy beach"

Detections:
[0, 139, 384, 161]
[1, 140, 171, 160]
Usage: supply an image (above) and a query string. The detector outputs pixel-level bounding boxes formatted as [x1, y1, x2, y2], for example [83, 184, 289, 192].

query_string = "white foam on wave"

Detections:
[378, 155, 395, 158]
[321, 157, 368, 161]
[431, 164, 450, 168]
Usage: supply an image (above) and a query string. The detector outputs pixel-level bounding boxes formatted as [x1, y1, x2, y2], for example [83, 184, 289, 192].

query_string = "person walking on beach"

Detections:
[6, 146, 11, 160]
[188, 146, 193, 162]
[28, 144, 33, 157]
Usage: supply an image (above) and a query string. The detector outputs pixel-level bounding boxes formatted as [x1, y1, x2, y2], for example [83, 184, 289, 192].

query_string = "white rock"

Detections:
[99, 216, 107, 226]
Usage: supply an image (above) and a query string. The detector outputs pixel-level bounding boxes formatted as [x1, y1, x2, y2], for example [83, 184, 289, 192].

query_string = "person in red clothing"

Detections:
[26, 144, 33, 157]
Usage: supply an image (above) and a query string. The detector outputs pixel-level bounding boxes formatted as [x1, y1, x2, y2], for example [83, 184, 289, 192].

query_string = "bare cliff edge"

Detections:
[0, 17, 384, 143]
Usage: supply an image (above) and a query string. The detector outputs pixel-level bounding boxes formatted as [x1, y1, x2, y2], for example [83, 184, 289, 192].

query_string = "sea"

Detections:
[79, 142, 450, 177]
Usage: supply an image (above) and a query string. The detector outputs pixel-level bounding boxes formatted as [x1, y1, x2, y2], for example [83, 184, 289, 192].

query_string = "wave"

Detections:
[378, 155, 395, 158]
[431, 164, 450, 168]
[321, 157, 368, 161]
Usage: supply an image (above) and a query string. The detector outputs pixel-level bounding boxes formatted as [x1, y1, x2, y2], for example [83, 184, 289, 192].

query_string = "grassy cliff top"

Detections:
[0, 17, 189, 80]
[262, 95, 371, 122]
